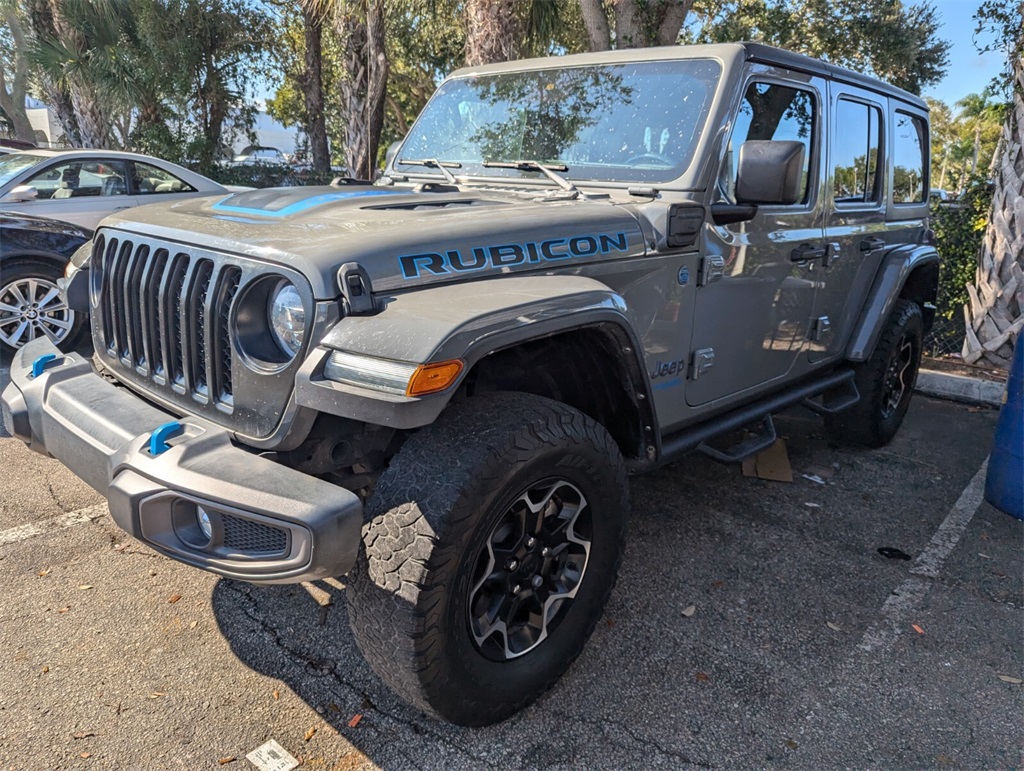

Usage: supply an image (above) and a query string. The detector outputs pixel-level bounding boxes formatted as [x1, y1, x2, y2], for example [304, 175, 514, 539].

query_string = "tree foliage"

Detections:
[927, 93, 1005, 193]
[5, 0, 270, 160]
[3, 0, 957, 183]
[688, 0, 950, 94]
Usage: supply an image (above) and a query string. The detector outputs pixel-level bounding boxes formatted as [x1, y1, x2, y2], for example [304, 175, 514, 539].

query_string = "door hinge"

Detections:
[667, 204, 704, 248]
[824, 242, 842, 267]
[811, 316, 831, 342]
[690, 347, 715, 380]
[698, 255, 725, 286]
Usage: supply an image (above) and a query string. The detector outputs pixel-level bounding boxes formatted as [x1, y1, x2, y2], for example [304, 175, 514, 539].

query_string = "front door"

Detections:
[686, 69, 826, 408]
[13, 158, 137, 230]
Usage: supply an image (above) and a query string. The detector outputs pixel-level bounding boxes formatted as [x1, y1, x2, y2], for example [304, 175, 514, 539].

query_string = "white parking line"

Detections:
[0, 504, 107, 547]
[859, 459, 988, 652]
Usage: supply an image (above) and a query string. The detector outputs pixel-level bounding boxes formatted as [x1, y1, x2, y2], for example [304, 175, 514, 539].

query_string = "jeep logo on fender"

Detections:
[398, 232, 630, 279]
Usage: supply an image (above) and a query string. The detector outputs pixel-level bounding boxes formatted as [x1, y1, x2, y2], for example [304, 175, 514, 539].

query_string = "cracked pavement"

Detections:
[0, 373, 1021, 769]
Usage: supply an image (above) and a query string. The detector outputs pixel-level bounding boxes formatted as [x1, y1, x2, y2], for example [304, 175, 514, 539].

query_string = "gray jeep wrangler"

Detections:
[2, 43, 937, 725]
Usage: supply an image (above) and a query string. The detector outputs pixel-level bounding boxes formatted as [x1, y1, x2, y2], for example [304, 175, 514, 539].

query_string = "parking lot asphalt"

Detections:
[0, 368, 1021, 770]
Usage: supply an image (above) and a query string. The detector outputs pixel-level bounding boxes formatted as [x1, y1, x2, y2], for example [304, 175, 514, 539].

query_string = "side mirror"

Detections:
[385, 139, 404, 170]
[1, 184, 38, 203]
[735, 141, 805, 205]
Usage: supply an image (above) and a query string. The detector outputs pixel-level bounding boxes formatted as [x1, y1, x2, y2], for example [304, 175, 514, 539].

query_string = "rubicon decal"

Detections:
[398, 232, 630, 279]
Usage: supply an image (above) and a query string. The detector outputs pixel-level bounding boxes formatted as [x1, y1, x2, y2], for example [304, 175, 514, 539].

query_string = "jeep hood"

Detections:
[98, 186, 647, 298]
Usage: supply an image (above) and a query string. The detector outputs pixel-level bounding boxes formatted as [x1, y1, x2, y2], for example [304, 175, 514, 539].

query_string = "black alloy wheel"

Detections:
[468, 478, 592, 661]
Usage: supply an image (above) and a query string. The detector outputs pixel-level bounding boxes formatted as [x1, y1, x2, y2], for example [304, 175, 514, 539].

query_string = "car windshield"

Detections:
[395, 59, 721, 184]
[0, 153, 49, 188]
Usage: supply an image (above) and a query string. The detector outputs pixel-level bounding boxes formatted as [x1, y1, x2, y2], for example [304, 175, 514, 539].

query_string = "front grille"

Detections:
[221, 513, 288, 554]
[92, 229, 316, 440]
[94, 234, 243, 408]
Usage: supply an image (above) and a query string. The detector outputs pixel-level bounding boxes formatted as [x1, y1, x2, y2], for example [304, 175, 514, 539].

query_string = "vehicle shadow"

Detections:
[208, 408, 963, 769]
[207, 448, 754, 770]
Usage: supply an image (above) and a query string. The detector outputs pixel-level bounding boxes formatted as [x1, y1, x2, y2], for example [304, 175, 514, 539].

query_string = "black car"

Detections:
[0, 211, 91, 353]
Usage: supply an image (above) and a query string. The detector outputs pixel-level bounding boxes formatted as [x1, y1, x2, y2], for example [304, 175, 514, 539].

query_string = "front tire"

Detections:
[826, 298, 923, 447]
[346, 392, 629, 726]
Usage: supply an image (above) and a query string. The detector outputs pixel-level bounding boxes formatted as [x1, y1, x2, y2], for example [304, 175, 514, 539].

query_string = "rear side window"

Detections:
[723, 81, 816, 204]
[892, 112, 927, 204]
[132, 161, 195, 195]
[833, 99, 882, 204]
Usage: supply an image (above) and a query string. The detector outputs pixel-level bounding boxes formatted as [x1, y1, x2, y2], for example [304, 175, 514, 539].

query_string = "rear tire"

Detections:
[345, 392, 629, 726]
[826, 299, 923, 447]
[0, 259, 85, 354]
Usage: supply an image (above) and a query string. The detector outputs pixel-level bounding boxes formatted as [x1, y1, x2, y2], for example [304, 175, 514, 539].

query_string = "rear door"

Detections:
[809, 83, 887, 362]
[687, 68, 826, 407]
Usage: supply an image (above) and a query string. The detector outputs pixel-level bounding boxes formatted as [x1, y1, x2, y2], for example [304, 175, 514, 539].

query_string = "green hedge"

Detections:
[190, 163, 338, 189]
[931, 179, 993, 320]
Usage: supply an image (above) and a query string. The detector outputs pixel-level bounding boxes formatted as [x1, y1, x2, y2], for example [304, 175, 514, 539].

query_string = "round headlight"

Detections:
[268, 281, 305, 356]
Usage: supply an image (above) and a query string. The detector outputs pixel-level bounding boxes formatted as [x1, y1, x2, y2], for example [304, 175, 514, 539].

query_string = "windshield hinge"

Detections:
[338, 262, 375, 316]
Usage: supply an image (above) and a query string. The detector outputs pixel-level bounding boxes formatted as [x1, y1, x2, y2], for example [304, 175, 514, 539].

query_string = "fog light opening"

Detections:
[197, 505, 214, 542]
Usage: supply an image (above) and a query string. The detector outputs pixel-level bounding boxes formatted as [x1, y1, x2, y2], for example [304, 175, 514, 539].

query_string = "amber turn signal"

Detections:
[406, 360, 464, 396]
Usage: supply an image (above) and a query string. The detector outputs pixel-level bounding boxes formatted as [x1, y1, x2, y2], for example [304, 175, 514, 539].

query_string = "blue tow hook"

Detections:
[30, 353, 58, 378]
[149, 421, 184, 456]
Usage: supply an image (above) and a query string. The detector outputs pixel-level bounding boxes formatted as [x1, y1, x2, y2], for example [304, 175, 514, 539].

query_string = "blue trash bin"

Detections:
[985, 340, 1024, 519]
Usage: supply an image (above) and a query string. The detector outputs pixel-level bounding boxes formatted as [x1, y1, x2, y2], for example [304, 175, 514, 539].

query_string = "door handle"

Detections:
[790, 243, 827, 262]
[859, 237, 886, 252]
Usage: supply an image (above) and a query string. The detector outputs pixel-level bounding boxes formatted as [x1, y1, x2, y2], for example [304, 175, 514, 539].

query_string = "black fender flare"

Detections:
[294, 275, 656, 435]
[845, 244, 939, 362]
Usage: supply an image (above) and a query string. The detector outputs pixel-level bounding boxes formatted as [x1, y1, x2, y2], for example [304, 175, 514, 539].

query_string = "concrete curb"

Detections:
[916, 368, 1006, 407]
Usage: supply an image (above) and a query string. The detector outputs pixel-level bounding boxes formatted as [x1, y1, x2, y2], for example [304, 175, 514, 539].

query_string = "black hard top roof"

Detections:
[742, 42, 927, 109]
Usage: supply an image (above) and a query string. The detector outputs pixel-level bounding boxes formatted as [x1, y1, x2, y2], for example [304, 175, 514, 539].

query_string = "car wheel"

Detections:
[826, 299, 923, 448]
[0, 260, 85, 354]
[346, 392, 629, 726]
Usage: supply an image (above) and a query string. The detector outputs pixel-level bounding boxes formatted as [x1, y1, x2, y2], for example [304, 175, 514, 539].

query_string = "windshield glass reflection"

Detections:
[397, 59, 722, 184]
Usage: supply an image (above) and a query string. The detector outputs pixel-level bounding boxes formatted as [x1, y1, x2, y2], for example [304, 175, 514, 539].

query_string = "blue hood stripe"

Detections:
[210, 189, 404, 218]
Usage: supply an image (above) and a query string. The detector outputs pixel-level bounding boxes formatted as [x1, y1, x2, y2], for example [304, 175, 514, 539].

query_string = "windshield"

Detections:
[396, 59, 721, 184]
[0, 153, 49, 188]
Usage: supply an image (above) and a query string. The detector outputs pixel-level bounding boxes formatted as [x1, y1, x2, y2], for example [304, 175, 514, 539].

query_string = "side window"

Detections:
[723, 81, 816, 204]
[893, 112, 927, 204]
[26, 159, 129, 199]
[833, 99, 882, 204]
[132, 161, 196, 195]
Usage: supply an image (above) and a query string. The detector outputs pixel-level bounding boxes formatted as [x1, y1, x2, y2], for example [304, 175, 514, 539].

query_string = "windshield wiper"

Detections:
[482, 160, 577, 194]
[397, 158, 461, 184]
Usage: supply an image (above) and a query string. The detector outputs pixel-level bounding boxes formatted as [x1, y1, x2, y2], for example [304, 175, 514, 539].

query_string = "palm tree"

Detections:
[464, 0, 518, 65]
[328, 0, 388, 179]
[462, 0, 565, 65]
[955, 93, 1004, 177]
[963, 61, 1023, 368]
[27, 0, 130, 148]
[0, 0, 36, 142]
[300, 1, 332, 173]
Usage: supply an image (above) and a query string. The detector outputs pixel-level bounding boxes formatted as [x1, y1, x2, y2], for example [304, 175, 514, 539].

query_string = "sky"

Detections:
[922, 0, 1006, 107]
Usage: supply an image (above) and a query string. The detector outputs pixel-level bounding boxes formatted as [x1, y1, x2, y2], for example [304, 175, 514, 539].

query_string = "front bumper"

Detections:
[2, 339, 363, 584]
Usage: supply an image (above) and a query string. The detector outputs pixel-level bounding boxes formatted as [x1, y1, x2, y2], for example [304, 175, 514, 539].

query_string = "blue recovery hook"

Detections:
[149, 421, 184, 456]
[30, 353, 58, 378]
